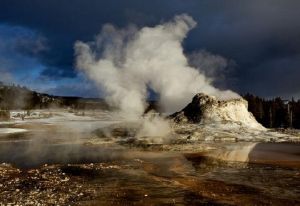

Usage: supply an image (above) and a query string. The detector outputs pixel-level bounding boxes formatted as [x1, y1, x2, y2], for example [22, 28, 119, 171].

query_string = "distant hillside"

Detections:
[0, 82, 108, 110]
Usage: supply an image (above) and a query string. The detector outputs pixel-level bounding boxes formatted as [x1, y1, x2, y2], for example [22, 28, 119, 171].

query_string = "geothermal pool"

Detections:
[0, 110, 299, 205]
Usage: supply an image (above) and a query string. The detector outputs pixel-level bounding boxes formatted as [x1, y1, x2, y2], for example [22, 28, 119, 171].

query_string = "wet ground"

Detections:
[0, 111, 299, 205]
[0, 149, 299, 205]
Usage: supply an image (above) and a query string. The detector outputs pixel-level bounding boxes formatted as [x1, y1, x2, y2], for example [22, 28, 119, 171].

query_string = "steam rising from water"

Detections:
[136, 115, 172, 143]
[75, 14, 238, 119]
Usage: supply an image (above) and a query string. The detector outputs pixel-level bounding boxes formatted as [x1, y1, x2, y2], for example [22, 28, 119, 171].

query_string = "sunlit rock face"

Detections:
[170, 93, 265, 130]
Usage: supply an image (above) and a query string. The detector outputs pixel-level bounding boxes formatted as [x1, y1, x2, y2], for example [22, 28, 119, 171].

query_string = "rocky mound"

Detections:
[170, 93, 265, 130]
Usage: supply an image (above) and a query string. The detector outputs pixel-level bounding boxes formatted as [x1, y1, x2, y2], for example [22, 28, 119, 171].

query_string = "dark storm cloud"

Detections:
[0, 24, 46, 83]
[240, 54, 300, 98]
[0, 0, 300, 98]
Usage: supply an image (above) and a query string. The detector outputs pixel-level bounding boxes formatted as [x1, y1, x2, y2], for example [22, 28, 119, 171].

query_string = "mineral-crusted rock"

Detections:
[170, 93, 265, 130]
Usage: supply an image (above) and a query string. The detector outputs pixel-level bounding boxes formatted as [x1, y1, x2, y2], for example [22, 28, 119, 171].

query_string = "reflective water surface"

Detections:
[0, 120, 299, 205]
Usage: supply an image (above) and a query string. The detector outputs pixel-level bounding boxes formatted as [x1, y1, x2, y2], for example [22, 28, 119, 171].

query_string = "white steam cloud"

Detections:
[75, 14, 238, 119]
[187, 50, 235, 88]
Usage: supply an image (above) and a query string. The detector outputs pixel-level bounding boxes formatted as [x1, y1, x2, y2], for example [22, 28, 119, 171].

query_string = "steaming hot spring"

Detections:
[89, 93, 300, 169]
[93, 93, 295, 146]
[1, 14, 300, 205]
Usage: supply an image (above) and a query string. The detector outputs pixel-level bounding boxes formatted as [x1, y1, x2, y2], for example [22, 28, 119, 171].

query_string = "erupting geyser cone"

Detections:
[170, 93, 265, 130]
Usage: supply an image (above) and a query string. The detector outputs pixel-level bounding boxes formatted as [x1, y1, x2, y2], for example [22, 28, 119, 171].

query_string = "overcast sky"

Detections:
[0, 0, 299, 99]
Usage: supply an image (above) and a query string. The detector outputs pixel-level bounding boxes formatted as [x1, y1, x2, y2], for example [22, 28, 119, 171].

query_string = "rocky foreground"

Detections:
[0, 163, 103, 205]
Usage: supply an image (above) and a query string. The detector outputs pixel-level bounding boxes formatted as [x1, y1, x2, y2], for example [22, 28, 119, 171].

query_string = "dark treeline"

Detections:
[0, 82, 108, 110]
[243, 94, 300, 129]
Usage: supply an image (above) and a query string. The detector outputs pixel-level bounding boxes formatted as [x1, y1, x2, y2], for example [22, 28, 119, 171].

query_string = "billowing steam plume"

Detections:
[75, 14, 238, 119]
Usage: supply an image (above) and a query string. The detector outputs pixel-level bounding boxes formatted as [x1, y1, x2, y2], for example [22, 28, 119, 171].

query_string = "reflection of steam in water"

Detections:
[0, 128, 28, 134]
[210, 143, 257, 162]
[195, 142, 300, 169]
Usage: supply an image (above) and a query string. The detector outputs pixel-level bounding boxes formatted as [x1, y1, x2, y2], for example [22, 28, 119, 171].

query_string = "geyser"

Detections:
[75, 14, 238, 119]
[170, 93, 265, 130]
